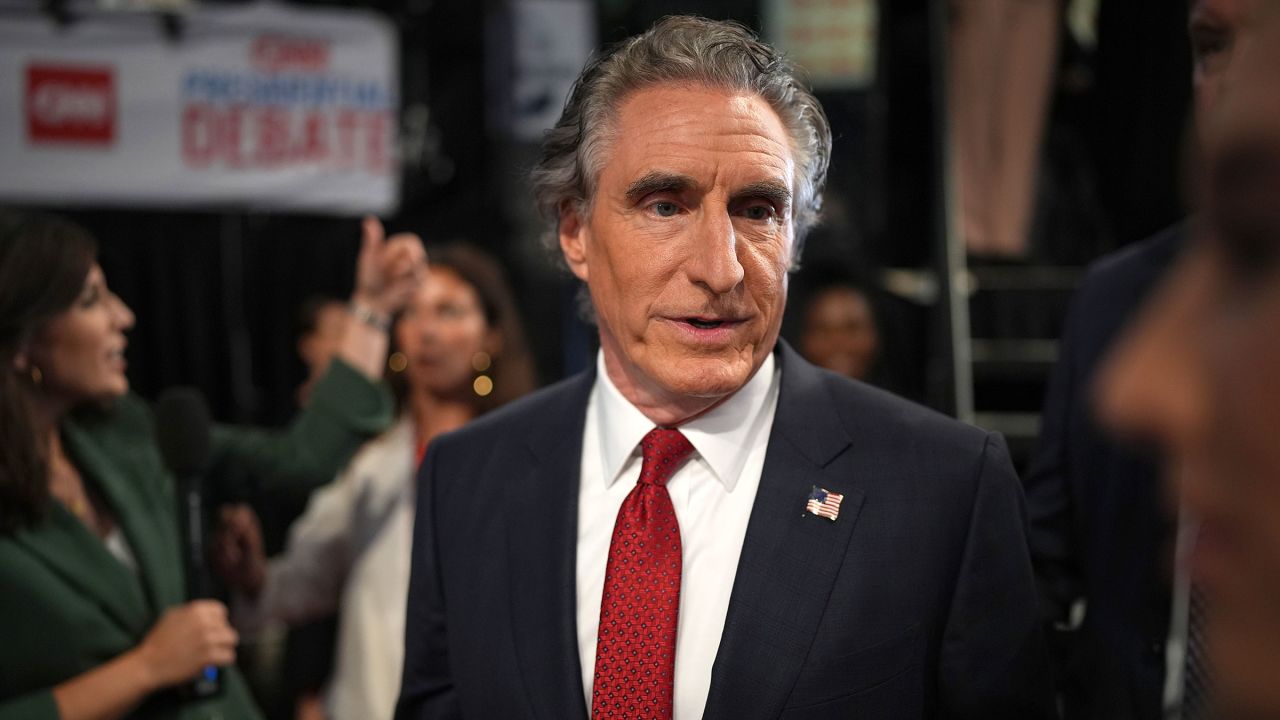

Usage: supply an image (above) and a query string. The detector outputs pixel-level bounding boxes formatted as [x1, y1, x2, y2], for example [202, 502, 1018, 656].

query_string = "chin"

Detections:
[653, 355, 754, 399]
[99, 380, 130, 402]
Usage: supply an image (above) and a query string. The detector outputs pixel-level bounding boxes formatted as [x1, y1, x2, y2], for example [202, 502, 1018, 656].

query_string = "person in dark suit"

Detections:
[1024, 1, 1259, 717]
[1025, 224, 1185, 720]
[1094, 5, 1280, 715]
[396, 16, 1053, 720]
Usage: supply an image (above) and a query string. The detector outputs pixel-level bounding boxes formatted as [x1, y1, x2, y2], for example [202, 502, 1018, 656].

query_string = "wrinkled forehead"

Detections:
[597, 83, 804, 185]
[1207, 6, 1280, 248]
[1190, 0, 1257, 20]
[1207, 2, 1280, 152]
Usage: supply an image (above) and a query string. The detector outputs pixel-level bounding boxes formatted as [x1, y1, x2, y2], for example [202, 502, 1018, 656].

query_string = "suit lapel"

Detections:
[62, 413, 185, 616]
[13, 502, 152, 638]
[703, 344, 864, 720]
[505, 372, 594, 720]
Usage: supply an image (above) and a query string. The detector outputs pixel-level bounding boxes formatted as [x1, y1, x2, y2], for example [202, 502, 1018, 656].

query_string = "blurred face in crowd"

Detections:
[295, 300, 347, 405]
[24, 264, 135, 410]
[1098, 8, 1280, 714]
[559, 84, 797, 422]
[298, 301, 348, 379]
[799, 285, 879, 381]
[395, 266, 497, 400]
[1190, 0, 1259, 135]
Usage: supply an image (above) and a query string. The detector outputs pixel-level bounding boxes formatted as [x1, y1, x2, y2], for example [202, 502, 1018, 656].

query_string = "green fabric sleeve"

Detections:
[209, 357, 393, 497]
[0, 690, 59, 720]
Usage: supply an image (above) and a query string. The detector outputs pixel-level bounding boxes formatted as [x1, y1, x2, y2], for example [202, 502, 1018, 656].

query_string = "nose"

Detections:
[685, 210, 745, 295]
[110, 291, 136, 331]
[1093, 247, 1216, 464]
[411, 309, 440, 344]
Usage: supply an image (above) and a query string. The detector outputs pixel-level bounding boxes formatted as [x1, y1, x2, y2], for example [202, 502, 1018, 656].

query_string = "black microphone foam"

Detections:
[154, 386, 222, 697]
[155, 387, 212, 478]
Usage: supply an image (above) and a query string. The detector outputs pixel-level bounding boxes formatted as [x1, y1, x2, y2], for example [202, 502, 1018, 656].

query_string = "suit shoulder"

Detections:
[794, 369, 1012, 513]
[819, 371, 993, 452]
[1076, 222, 1186, 309]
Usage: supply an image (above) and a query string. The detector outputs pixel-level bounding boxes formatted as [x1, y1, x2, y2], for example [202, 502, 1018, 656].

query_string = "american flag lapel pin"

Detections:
[805, 486, 843, 522]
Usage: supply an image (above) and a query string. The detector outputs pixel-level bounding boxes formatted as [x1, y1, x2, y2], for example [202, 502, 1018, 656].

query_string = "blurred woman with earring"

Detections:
[213, 242, 536, 720]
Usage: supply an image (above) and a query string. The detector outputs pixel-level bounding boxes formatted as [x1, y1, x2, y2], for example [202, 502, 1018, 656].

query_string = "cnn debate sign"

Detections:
[0, 2, 398, 214]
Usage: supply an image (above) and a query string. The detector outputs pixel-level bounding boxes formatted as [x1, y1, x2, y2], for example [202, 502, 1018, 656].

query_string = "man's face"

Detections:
[559, 84, 796, 422]
[1099, 9, 1280, 713]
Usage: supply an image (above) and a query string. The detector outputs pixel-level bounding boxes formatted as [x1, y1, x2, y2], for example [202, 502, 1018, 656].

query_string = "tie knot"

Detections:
[638, 427, 694, 488]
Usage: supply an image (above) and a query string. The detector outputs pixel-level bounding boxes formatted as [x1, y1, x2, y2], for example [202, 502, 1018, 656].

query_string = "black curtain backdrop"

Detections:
[61, 210, 365, 425]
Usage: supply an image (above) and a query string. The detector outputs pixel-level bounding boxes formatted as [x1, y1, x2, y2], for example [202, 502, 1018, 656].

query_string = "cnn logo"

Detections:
[26, 64, 116, 145]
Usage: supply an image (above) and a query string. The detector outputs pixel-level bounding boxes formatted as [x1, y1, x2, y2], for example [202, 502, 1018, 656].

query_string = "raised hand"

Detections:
[351, 215, 428, 319]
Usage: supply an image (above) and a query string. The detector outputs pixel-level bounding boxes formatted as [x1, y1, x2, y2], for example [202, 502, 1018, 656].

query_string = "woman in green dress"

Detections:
[0, 211, 425, 720]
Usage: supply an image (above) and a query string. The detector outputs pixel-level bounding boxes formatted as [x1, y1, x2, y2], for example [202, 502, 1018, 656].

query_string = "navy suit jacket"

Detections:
[1025, 223, 1187, 720]
[397, 343, 1054, 720]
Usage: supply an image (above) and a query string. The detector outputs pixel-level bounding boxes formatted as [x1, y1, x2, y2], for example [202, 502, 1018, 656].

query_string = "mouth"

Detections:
[664, 314, 749, 342]
[685, 317, 728, 330]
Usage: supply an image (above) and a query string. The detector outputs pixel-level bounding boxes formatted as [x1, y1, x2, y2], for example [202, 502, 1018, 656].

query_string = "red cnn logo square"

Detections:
[26, 65, 117, 145]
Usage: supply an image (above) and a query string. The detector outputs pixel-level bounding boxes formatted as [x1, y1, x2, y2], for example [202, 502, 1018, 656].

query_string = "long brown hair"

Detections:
[0, 211, 98, 533]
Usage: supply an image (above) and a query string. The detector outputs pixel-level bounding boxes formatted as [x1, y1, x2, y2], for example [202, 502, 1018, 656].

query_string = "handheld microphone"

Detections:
[155, 387, 221, 698]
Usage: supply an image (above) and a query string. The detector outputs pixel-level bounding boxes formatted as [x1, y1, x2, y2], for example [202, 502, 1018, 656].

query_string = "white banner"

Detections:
[508, 0, 593, 141]
[0, 1, 399, 214]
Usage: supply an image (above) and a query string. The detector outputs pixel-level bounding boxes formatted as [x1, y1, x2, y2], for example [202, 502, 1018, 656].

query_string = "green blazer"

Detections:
[0, 360, 391, 720]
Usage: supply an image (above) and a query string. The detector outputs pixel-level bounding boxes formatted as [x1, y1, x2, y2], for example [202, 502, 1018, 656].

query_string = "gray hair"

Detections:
[530, 15, 833, 265]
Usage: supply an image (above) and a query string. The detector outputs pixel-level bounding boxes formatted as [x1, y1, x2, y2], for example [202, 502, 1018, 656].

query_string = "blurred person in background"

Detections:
[792, 276, 881, 383]
[295, 297, 351, 408]
[1097, 4, 1280, 718]
[948, 0, 1059, 258]
[213, 242, 536, 720]
[0, 211, 423, 720]
[252, 295, 350, 720]
[1025, 1, 1264, 717]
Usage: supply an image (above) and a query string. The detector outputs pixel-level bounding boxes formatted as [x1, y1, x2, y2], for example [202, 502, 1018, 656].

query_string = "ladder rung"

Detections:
[972, 412, 1042, 438]
[969, 339, 1058, 364]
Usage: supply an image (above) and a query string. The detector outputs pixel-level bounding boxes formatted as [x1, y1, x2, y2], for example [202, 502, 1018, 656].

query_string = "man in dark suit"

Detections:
[1024, 1, 1258, 717]
[1025, 225, 1185, 720]
[396, 16, 1053, 720]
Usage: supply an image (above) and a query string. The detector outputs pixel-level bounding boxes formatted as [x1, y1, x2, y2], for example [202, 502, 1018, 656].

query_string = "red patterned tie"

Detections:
[591, 427, 695, 720]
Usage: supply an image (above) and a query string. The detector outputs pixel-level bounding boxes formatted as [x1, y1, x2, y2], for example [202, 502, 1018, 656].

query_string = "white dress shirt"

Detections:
[576, 351, 780, 719]
[1163, 513, 1198, 718]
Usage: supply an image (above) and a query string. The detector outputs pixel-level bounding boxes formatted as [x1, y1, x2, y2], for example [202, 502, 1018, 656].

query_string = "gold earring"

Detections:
[471, 352, 493, 397]
[388, 352, 408, 373]
[29, 366, 42, 385]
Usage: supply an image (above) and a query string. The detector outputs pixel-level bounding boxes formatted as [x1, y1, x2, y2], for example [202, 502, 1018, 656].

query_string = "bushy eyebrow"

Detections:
[624, 171, 697, 204]
[732, 180, 792, 211]
[624, 172, 792, 212]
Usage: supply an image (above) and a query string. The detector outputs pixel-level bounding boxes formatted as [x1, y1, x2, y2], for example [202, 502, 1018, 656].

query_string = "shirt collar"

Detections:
[594, 349, 780, 492]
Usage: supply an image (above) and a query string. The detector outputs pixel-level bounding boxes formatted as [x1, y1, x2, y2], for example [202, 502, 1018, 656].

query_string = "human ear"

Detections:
[558, 201, 590, 283]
